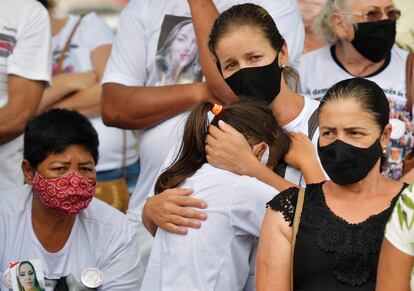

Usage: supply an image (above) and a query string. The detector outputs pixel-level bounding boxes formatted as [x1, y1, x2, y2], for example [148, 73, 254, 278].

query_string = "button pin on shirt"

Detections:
[81, 268, 104, 289]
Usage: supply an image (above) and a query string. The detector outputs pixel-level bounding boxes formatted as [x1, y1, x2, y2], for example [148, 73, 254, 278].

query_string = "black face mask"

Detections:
[351, 19, 396, 63]
[224, 55, 283, 104]
[317, 138, 382, 185]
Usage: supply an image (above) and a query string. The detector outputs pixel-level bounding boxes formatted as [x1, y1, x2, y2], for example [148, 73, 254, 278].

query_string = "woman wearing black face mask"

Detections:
[299, 0, 413, 182]
[142, 2, 326, 239]
[256, 78, 407, 291]
[201, 3, 325, 189]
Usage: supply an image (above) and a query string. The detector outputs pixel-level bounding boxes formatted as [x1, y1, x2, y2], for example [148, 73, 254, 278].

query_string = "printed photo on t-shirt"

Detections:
[10, 260, 46, 291]
[154, 15, 202, 86]
[52, 44, 79, 76]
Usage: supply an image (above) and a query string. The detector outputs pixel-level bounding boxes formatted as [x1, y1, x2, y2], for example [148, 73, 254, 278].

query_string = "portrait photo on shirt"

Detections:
[51, 44, 78, 75]
[10, 260, 45, 291]
[154, 15, 202, 86]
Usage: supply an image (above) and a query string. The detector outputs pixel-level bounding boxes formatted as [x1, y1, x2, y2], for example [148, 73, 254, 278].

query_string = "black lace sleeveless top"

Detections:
[267, 182, 403, 291]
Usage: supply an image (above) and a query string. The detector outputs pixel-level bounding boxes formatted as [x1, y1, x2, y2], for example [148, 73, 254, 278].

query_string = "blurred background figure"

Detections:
[53, 0, 128, 30]
[36, 0, 140, 211]
[0, 0, 51, 191]
[298, 0, 326, 53]
[394, 0, 414, 52]
[297, 0, 413, 54]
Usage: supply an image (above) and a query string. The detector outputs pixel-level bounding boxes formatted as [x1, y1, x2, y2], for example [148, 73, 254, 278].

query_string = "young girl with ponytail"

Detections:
[140, 98, 291, 290]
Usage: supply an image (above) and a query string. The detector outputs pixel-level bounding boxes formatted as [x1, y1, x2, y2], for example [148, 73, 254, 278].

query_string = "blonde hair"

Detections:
[283, 66, 301, 93]
[312, 0, 356, 44]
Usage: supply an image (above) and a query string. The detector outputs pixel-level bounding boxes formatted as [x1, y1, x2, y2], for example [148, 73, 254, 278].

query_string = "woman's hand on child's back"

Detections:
[143, 188, 208, 235]
[206, 120, 260, 176]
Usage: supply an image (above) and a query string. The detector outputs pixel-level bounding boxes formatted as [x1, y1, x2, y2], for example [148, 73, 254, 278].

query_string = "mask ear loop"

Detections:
[260, 145, 270, 165]
[352, 23, 359, 36]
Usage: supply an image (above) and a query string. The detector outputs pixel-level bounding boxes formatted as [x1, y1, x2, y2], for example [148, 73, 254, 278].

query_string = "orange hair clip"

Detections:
[211, 104, 223, 115]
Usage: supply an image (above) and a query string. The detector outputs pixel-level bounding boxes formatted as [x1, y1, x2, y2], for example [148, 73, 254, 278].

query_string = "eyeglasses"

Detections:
[342, 8, 401, 22]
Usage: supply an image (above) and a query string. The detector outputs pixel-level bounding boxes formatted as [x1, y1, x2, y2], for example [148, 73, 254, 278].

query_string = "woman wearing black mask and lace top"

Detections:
[299, 0, 413, 182]
[256, 77, 407, 291]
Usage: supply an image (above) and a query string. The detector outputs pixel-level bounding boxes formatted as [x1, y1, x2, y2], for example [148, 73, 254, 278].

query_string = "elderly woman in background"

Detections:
[298, 0, 326, 52]
[299, 0, 413, 182]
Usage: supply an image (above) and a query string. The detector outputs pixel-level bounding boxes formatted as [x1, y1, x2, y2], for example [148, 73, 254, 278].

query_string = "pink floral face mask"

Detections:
[32, 171, 96, 216]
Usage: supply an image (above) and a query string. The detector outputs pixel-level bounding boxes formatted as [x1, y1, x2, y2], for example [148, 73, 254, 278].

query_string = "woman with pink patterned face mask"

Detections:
[22, 109, 99, 218]
[0, 109, 144, 290]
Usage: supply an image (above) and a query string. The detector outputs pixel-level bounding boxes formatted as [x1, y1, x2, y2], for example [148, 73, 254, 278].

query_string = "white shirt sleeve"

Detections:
[259, 0, 304, 68]
[0, 211, 6, 284]
[230, 177, 278, 237]
[98, 215, 145, 290]
[0, 213, 7, 290]
[385, 185, 414, 256]
[8, 1, 51, 83]
[83, 12, 114, 52]
[102, 0, 150, 86]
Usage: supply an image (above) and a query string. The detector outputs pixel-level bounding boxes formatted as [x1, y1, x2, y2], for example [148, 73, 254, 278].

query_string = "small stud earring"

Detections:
[382, 147, 387, 155]
[281, 63, 286, 69]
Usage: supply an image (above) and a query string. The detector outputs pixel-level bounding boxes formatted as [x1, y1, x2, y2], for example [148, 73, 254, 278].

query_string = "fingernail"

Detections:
[200, 213, 208, 220]
[201, 202, 208, 208]
[194, 221, 202, 228]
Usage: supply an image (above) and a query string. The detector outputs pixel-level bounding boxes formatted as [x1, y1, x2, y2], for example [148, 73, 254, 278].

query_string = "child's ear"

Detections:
[252, 142, 268, 163]
[22, 160, 35, 185]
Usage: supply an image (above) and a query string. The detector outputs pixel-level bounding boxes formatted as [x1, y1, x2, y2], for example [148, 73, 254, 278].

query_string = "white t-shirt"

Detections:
[0, 185, 144, 290]
[127, 96, 321, 269]
[52, 13, 138, 172]
[299, 45, 412, 180]
[102, 0, 304, 262]
[0, 0, 51, 191]
[299, 45, 408, 101]
[140, 163, 278, 291]
[282, 96, 320, 187]
[385, 184, 414, 290]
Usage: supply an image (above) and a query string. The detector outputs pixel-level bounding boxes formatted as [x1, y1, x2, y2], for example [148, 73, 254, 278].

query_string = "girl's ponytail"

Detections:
[155, 98, 291, 194]
[155, 102, 213, 194]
